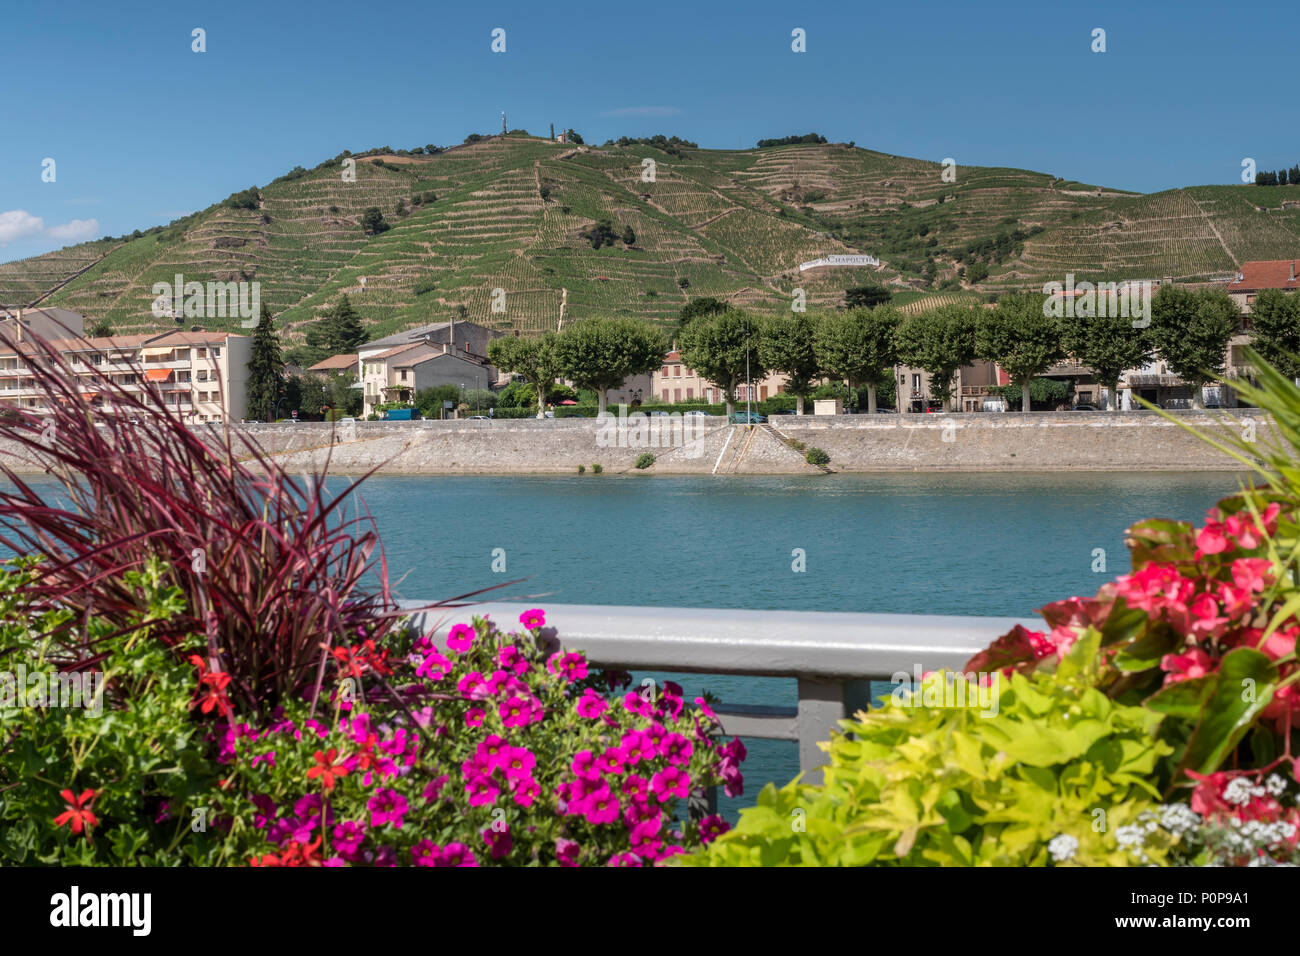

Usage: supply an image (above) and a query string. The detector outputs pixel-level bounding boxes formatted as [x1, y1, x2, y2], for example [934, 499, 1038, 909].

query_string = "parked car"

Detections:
[648, 410, 671, 417]
[683, 410, 709, 418]
[770, 408, 797, 415]
[1071, 404, 1098, 411]
[337, 417, 356, 424]
[383, 408, 421, 421]
[467, 415, 490, 420]
[729, 411, 766, 424]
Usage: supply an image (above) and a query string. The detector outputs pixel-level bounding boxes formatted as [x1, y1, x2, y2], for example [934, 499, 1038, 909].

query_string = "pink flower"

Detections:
[650, 766, 690, 802]
[499, 694, 543, 728]
[1160, 648, 1217, 684]
[571, 750, 600, 780]
[621, 774, 649, 800]
[416, 650, 453, 681]
[556, 838, 580, 867]
[623, 691, 654, 717]
[595, 748, 626, 775]
[582, 784, 621, 825]
[620, 730, 658, 764]
[411, 840, 441, 866]
[630, 817, 663, 858]
[576, 690, 608, 719]
[1196, 523, 1231, 555]
[465, 773, 500, 807]
[659, 732, 694, 766]
[465, 707, 485, 728]
[519, 608, 546, 629]
[497, 645, 530, 676]
[481, 826, 513, 860]
[437, 843, 478, 867]
[694, 696, 718, 721]
[367, 789, 408, 828]
[607, 852, 642, 867]
[501, 746, 536, 780]
[546, 651, 588, 682]
[509, 775, 541, 808]
[1232, 558, 1274, 593]
[484, 669, 511, 695]
[422, 775, 449, 803]
[447, 623, 477, 654]
[332, 821, 367, 859]
[457, 671, 486, 698]
[698, 814, 730, 844]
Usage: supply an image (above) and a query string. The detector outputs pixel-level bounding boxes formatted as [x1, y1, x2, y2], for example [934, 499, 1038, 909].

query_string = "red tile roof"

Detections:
[309, 354, 358, 372]
[1226, 260, 1300, 292]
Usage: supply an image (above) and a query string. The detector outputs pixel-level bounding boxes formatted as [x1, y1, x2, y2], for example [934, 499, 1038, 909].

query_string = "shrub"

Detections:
[634, 453, 655, 470]
[804, 447, 830, 466]
[685, 633, 1175, 866]
[577, 464, 586, 474]
[414, 277, 437, 296]
[592, 463, 603, 474]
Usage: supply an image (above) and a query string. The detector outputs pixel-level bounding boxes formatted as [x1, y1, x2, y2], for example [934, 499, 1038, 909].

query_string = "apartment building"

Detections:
[0, 328, 251, 422]
[653, 350, 788, 404]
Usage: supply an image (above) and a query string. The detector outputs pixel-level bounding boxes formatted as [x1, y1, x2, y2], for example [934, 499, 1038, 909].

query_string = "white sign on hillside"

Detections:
[799, 254, 880, 272]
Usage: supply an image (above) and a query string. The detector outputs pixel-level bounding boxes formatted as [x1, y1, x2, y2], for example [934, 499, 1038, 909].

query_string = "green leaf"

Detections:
[1177, 648, 1278, 777]
[1143, 675, 1215, 718]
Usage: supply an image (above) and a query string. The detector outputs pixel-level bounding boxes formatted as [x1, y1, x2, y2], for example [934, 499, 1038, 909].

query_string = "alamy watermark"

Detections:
[890, 665, 1000, 717]
[151, 273, 261, 327]
[596, 404, 708, 458]
[0, 666, 104, 716]
[1041, 274, 1154, 328]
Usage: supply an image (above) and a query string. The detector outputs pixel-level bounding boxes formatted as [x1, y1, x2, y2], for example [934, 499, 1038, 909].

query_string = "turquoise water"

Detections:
[341, 472, 1241, 814]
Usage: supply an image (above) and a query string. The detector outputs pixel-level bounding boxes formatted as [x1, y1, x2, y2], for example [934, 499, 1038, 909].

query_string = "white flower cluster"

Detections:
[1047, 833, 1078, 863]
[1157, 803, 1200, 837]
[1223, 777, 1268, 805]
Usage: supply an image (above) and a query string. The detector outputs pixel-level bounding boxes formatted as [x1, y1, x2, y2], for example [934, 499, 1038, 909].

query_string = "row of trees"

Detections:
[1254, 166, 1300, 186]
[488, 319, 667, 417]
[485, 285, 1269, 419]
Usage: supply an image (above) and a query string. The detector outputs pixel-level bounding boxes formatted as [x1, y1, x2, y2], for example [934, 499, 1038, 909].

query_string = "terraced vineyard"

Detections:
[4, 134, 1299, 346]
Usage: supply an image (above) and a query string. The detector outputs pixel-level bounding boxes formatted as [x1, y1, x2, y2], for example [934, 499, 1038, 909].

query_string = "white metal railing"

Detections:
[403, 602, 1036, 784]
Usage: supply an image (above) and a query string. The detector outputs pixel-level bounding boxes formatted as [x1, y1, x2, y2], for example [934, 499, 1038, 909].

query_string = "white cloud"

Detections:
[45, 218, 100, 241]
[0, 210, 46, 245]
[0, 210, 101, 246]
[599, 106, 682, 118]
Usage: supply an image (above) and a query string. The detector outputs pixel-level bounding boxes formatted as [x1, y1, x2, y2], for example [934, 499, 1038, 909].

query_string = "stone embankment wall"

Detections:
[0, 412, 1268, 476]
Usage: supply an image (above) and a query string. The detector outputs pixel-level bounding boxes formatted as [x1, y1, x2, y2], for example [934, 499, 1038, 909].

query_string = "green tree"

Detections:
[895, 304, 979, 408]
[1150, 286, 1240, 406]
[1059, 310, 1151, 412]
[676, 296, 728, 332]
[306, 294, 367, 361]
[88, 316, 112, 337]
[678, 309, 765, 416]
[975, 292, 1064, 411]
[759, 313, 820, 414]
[326, 371, 362, 417]
[245, 303, 286, 422]
[1247, 289, 1300, 380]
[360, 207, 390, 235]
[844, 283, 892, 310]
[284, 374, 329, 420]
[554, 319, 667, 416]
[814, 307, 901, 413]
[488, 332, 562, 418]
[415, 384, 461, 419]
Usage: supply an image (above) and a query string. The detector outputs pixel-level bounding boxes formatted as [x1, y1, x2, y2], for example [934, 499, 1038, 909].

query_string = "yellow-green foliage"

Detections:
[682, 632, 1175, 866]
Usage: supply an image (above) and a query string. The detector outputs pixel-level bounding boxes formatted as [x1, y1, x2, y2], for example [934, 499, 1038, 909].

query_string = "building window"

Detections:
[912, 374, 921, 393]
[686, 388, 693, 400]
[661, 390, 670, 401]
[674, 388, 681, 402]
[673, 366, 681, 377]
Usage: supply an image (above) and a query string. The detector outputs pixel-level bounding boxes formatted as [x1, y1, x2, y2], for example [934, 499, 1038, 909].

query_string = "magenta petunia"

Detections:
[519, 608, 546, 629]
[422, 775, 449, 803]
[582, 784, 621, 825]
[510, 775, 541, 808]
[576, 689, 608, 719]
[332, 821, 367, 858]
[650, 766, 690, 802]
[481, 826, 513, 860]
[367, 788, 409, 828]
[571, 750, 600, 780]
[457, 671, 486, 698]
[607, 852, 642, 867]
[556, 837, 581, 867]
[698, 814, 731, 844]
[465, 773, 501, 807]
[416, 650, 453, 681]
[411, 839, 441, 867]
[438, 843, 478, 867]
[595, 748, 627, 775]
[659, 732, 694, 766]
[447, 623, 477, 654]
[501, 746, 536, 779]
[465, 707, 485, 728]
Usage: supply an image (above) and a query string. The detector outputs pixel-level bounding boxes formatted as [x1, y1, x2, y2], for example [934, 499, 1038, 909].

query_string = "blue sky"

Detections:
[3, 0, 1297, 263]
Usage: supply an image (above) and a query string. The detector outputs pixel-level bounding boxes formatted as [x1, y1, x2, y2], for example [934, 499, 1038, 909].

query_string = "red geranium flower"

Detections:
[53, 788, 100, 840]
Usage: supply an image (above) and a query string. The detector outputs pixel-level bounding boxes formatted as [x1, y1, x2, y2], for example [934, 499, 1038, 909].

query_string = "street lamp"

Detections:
[745, 322, 752, 424]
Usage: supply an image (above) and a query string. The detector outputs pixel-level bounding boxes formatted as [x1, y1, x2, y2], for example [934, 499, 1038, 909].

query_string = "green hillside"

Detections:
[3, 133, 1299, 346]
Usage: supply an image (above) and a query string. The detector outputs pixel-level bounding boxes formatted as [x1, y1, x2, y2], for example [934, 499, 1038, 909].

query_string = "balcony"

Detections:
[407, 602, 1033, 787]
